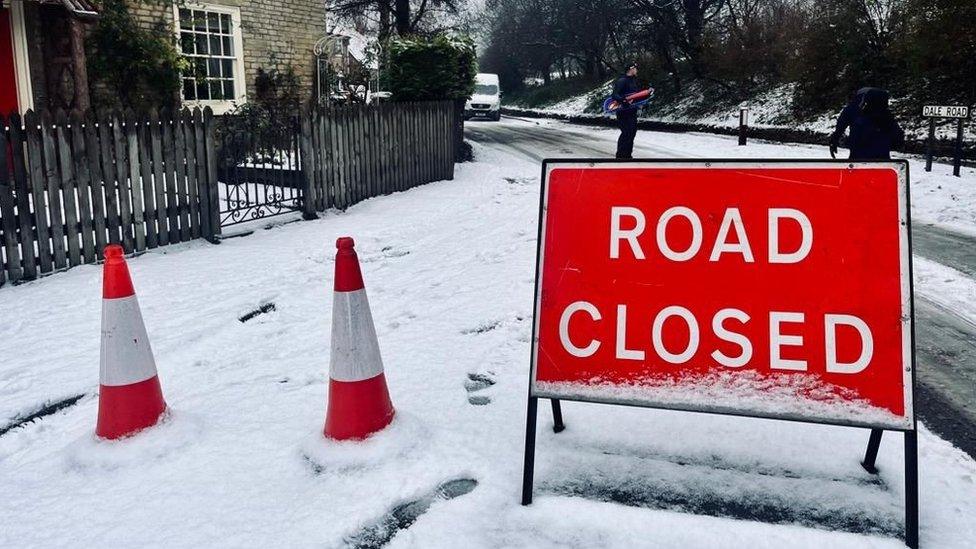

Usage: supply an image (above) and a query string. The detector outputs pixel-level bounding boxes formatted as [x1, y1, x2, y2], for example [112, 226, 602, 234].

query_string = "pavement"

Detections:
[466, 115, 976, 459]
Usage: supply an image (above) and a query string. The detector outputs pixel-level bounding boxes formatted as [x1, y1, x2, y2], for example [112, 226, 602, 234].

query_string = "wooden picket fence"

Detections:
[0, 101, 457, 286]
[300, 101, 456, 213]
[0, 108, 220, 285]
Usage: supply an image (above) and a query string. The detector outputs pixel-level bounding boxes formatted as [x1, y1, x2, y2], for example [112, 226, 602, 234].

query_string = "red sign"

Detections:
[531, 160, 914, 430]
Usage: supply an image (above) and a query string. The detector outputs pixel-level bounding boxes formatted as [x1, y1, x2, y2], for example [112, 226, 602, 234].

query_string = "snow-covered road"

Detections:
[1, 135, 975, 548]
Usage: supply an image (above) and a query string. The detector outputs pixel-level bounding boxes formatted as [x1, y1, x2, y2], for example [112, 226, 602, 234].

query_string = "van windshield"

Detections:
[474, 84, 498, 95]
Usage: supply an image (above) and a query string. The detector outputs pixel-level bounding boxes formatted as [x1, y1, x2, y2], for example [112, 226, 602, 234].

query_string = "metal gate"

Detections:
[214, 114, 304, 227]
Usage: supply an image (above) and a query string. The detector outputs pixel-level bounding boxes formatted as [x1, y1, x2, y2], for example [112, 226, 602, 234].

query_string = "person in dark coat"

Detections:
[612, 62, 642, 159]
[829, 87, 905, 160]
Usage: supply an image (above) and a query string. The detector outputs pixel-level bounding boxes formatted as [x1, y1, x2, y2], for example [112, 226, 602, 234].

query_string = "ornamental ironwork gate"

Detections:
[214, 114, 304, 227]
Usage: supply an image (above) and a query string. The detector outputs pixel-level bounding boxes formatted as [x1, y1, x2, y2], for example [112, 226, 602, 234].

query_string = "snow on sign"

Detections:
[530, 160, 915, 430]
[922, 105, 969, 119]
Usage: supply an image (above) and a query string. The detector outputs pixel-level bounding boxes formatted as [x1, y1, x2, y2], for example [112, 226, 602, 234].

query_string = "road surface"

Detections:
[467, 116, 976, 458]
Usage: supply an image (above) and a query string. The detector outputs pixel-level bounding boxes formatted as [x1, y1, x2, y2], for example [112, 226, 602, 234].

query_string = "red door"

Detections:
[0, 8, 20, 114]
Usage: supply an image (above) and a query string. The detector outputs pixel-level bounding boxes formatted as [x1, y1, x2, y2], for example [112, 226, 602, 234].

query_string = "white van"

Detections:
[465, 73, 501, 121]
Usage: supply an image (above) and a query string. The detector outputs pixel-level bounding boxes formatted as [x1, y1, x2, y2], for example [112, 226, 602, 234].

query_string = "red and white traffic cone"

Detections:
[96, 245, 167, 439]
[324, 237, 395, 441]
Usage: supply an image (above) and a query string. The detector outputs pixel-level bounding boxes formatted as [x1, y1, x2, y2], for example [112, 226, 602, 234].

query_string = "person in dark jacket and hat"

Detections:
[612, 62, 642, 159]
[829, 87, 905, 160]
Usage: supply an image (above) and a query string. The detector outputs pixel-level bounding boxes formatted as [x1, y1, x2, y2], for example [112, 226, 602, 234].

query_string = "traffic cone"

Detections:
[96, 245, 167, 439]
[324, 237, 395, 440]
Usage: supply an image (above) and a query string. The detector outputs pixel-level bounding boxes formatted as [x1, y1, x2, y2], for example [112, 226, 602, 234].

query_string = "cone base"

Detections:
[96, 375, 167, 440]
[325, 373, 395, 441]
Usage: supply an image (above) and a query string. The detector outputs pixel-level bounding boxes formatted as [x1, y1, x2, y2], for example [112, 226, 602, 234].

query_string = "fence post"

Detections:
[9, 113, 37, 279]
[203, 107, 221, 242]
[0, 114, 22, 284]
[299, 110, 318, 220]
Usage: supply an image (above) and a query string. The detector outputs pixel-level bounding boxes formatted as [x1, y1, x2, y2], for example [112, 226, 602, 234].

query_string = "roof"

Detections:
[33, 0, 100, 20]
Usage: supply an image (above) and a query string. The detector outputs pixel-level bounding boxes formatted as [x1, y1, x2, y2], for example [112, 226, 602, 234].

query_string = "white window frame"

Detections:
[172, 2, 246, 114]
[4, 0, 34, 111]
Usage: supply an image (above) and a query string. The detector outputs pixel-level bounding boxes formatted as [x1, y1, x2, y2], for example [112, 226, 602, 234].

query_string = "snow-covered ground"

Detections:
[1, 142, 975, 548]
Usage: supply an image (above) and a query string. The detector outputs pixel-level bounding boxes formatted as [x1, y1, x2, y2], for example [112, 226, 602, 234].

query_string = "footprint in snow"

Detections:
[465, 372, 496, 406]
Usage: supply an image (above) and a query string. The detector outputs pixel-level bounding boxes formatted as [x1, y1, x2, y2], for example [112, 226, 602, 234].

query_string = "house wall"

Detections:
[129, 0, 328, 104]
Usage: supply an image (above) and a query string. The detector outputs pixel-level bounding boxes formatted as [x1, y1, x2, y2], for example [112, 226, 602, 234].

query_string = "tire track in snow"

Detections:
[0, 394, 87, 437]
[340, 478, 478, 548]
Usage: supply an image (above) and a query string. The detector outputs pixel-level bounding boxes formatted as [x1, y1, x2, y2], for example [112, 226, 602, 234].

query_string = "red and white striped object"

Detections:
[324, 237, 395, 440]
[96, 245, 167, 439]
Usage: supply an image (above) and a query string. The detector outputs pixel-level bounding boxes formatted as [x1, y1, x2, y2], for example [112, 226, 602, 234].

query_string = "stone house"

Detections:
[1, 0, 329, 114]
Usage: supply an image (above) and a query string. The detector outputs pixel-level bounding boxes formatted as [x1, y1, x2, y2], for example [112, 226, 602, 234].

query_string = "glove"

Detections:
[828, 134, 839, 159]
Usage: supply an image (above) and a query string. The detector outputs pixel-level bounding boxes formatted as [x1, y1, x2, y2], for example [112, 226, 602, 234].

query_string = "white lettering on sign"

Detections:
[616, 304, 645, 360]
[709, 208, 755, 262]
[557, 304, 875, 373]
[609, 206, 813, 263]
[825, 314, 874, 374]
[656, 207, 703, 262]
[711, 308, 752, 368]
[923, 105, 970, 119]
[770, 312, 807, 371]
[652, 306, 700, 364]
[769, 209, 813, 264]
[610, 207, 646, 259]
[559, 301, 601, 357]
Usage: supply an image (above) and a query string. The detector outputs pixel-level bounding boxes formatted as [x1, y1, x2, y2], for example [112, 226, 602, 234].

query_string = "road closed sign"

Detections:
[530, 160, 915, 430]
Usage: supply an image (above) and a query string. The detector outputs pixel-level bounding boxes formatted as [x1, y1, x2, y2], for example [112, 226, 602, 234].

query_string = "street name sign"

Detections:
[922, 105, 969, 118]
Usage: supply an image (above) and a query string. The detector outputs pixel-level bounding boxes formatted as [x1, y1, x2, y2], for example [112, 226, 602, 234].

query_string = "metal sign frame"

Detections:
[521, 158, 919, 549]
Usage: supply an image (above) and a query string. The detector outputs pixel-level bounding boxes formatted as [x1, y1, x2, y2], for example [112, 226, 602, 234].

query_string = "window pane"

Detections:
[183, 79, 196, 100]
[194, 58, 207, 78]
[179, 9, 192, 29]
[193, 10, 207, 31]
[221, 59, 233, 78]
[223, 80, 235, 99]
[220, 13, 231, 33]
[210, 81, 224, 100]
[196, 81, 210, 100]
[195, 34, 209, 55]
[208, 12, 220, 32]
[180, 32, 195, 54]
[208, 58, 221, 77]
[222, 36, 233, 56]
[210, 35, 222, 56]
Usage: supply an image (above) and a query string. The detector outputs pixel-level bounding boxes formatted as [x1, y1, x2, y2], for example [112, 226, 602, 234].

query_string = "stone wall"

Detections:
[128, 0, 328, 104]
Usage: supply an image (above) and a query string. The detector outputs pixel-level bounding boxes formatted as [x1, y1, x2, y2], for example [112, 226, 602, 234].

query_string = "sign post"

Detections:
[738, 106, 749, 146]
[925, 118, 935, 172]
[522, 159, 918, 548]
[922, 105, 969, 177]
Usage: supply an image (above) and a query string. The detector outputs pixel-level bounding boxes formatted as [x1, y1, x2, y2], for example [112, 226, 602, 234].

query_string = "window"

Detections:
[175, 4, 245, 111]
[474, 84, 498, 96]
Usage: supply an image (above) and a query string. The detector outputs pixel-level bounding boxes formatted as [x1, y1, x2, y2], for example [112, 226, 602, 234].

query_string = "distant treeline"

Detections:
[480, 0, 975, 117]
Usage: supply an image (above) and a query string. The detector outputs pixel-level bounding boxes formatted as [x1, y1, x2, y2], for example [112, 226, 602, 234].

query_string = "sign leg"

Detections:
[521, 396, 539, 505]
[551, 398, 566, 433]
[861, 428, 884, 474]
[953, 119, 963, 178]
[925, 118, 935, 173]
[905, 430, 919, 548]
